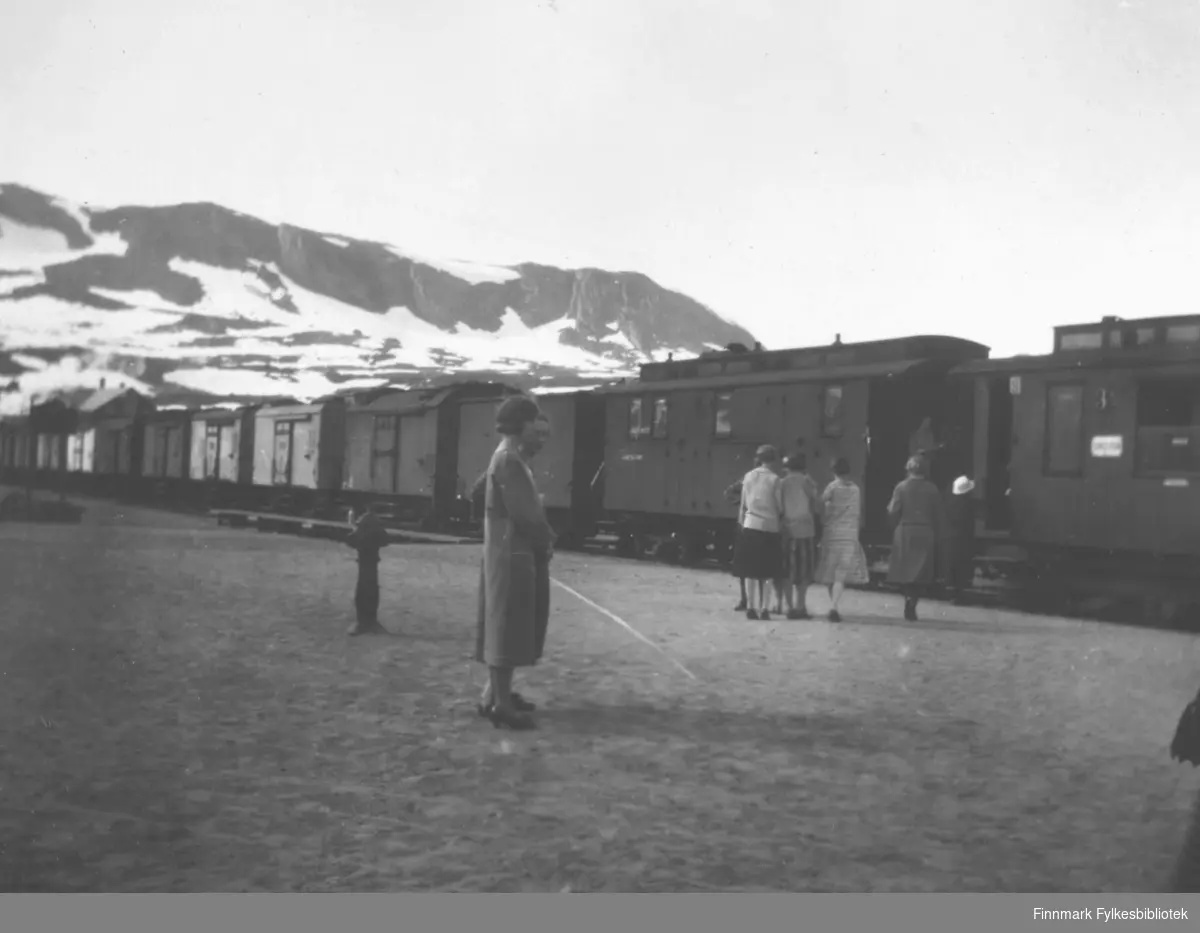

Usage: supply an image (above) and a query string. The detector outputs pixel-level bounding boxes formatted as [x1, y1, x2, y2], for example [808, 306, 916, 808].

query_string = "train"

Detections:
[2, 310, 1198, 596]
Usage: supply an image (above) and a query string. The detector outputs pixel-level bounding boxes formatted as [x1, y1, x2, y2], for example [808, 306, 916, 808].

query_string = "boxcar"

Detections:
[28, 398, 78, 492]
[252, 397, 347, 514]
[595, 336, 988, 562]
[950, 313, 1200, 572]
[455, 387, 607, 545]
[76, 388, 156, 499]
[141, 408, 194, 501]
[188, 405, 260, 508]
[0, 416, 31, 485]
[343, 382, 516, 527]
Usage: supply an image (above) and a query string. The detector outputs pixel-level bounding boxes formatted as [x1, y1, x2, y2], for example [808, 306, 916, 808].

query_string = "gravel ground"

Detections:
[1, 498, 1197, 892]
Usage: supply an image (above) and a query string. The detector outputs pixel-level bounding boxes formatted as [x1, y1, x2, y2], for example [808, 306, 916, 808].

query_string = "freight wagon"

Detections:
[342, 382, 517, 529]
[456, 387, 607, 546]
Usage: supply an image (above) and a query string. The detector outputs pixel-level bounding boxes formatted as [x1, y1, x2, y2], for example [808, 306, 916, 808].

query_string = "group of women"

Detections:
[730, 446, 978, 623]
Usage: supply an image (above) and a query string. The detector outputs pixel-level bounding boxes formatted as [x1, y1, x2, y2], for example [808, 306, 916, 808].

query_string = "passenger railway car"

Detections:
[342, 382, 517, 528]
[950, 313, 1200, 576]
[456, 388, 607, 546]
[596, 336, 988, 562]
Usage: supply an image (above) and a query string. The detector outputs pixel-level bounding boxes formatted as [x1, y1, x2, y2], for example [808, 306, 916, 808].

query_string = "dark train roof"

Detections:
[343, 380, 515, 415]
[603, 335, 988, 394]
[951, 313, 1200, 377]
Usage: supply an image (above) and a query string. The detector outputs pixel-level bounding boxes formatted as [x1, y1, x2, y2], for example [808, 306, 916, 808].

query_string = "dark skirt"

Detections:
[733, 527, 782, 581]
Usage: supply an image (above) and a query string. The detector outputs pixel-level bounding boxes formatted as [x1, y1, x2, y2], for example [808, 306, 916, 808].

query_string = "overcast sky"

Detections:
[3, 0, 1199, 357]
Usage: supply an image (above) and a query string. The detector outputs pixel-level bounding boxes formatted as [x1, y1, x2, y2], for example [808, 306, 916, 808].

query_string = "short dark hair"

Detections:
[496, 395, 542, 436]
[833, 457, 851, 476]
[786, 452, 807, 471]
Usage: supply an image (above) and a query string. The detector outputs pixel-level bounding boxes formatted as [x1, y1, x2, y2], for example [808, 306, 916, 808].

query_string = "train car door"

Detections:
[218, 423, 239, 481]
[154, 426, 170, 477]
[864, 378, 910, 539]
[985, 375, 1014, 531]
[205, 423, 221, 478]
[371, 414, 399, 494]
[272, 420, 294, 486]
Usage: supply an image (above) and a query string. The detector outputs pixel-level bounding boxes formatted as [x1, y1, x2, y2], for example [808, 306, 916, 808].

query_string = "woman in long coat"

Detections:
[886, 455, 946, 621]
[813, 457, 869, 622]
[474, 396, 555, 731]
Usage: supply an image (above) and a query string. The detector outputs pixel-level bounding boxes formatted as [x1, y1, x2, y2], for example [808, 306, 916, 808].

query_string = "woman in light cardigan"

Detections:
[732, 445, 785, 620]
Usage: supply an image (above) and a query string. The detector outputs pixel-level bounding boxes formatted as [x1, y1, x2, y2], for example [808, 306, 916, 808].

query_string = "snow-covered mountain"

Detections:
[0, 184, 756, 415]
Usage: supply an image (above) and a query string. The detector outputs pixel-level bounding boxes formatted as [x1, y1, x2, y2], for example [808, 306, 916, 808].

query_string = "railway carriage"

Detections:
[188, 405, 261, 508]
[456, 387, 607, 546]
[140, 408, 194, 504]
[251, 397, 347, 515]
[75, 388, 156, 500]
[27, 398, 77, 492]
[595, 336, 988, 564]
[342, 382, 517, 528]
[950, 313, 1200, 579]
[0, 416, 32, 485]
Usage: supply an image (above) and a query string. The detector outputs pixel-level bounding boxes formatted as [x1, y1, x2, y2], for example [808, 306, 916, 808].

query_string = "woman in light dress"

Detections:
[813, 457, 869, 622]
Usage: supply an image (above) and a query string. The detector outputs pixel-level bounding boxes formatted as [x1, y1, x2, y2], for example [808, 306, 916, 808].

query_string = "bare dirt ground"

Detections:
[1, 497, 1198, 892]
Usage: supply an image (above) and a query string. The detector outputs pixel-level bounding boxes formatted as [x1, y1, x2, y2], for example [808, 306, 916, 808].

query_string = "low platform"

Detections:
[208, 508, 478, 546]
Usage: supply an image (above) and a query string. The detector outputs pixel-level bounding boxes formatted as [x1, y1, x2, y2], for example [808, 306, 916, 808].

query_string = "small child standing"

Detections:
[344, 503, 391, 636]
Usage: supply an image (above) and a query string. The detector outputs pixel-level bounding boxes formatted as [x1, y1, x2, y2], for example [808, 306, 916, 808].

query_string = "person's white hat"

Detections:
[952, 476, 976, 496]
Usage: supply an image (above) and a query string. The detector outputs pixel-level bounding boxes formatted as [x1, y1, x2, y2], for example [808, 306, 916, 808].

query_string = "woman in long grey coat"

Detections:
[474, 396, 555, 731]
[886, 455, 945, 622]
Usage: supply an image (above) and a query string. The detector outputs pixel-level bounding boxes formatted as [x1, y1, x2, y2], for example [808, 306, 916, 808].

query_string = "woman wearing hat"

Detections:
[733, 445, 784, 620]
[813, 457, 869, 622]
[943, 474, 977, 604]
[886, 454, 946, 621]
[474, 395, 556, 730]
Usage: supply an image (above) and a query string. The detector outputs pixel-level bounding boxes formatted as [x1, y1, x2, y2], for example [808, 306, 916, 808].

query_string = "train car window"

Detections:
[1137, 327, 1157, 345]
[651, 397, 669, 439]
[1059, 330, 1103, 351]
[1166, 324, 1200, 345]
[1044, 384, 1085, 476]
[1135, 380, 1199, 474]
[628, 398, 646, 441]
[821, 385, 844, 439]
[713, 393, 733, 438]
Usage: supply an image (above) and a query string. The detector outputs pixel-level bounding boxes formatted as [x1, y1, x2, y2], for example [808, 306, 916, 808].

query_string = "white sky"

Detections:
[2, 0, 1199, 358]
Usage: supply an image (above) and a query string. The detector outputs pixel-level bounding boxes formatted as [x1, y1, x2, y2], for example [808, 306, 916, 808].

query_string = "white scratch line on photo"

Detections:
[551, 577, 698, 681]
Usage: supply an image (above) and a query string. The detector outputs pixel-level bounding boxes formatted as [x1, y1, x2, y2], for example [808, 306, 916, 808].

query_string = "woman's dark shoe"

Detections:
[746, 608, 759, 620]
[734, 599, 748, 611]
[786, 609, 807, 620]
[512, 692, 536, 712]
[477, 692, 536, 717]
[760, 610, 772, 622]
[487, 706, 536, 731]
[828, 609, 842, 622]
